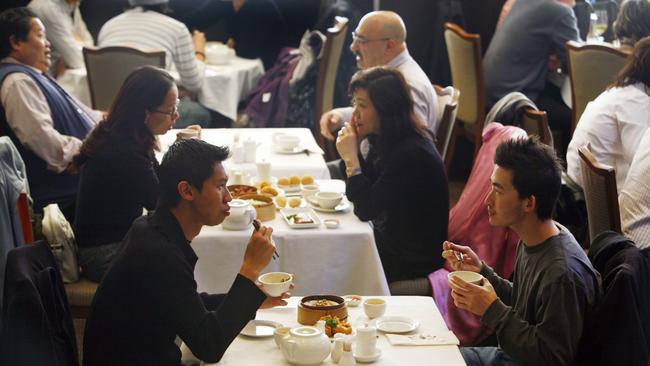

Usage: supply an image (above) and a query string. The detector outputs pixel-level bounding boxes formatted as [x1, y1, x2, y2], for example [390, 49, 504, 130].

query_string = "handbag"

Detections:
[41, 203, 80, 283]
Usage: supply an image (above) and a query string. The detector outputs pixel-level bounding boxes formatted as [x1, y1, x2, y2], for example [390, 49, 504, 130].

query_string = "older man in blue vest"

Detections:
[0, 7, 100, 222]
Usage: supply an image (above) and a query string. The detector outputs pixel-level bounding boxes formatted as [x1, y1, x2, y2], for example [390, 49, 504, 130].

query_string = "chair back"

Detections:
[567, 40, 629, 134]
[433, 84, 459, 162]
[578, 144, 622, 242]
[83, 46, 166, 110]
[520, 107, 552, 147]
[314, 16, 349, 161]
[444, 22, 485, 131]
[0, 241, 79, 366]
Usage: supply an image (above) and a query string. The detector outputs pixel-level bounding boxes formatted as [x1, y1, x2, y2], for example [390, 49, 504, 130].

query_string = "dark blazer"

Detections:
[0, 241, 78, 366]
[577, 231, 650, 366]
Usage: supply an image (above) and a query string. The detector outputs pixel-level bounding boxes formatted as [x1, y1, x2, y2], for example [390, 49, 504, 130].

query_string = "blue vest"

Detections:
[0, 63, 93, 210]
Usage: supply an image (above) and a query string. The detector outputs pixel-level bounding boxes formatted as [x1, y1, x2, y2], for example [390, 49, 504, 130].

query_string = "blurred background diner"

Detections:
[1, 0, 649, 365]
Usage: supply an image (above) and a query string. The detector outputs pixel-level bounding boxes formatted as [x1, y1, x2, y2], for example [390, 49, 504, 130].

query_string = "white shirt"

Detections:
[619, 128, 650, 249]
[338, 49, 438, 133]
[28, 0, 94, 69]
[98, 7, 205, 92]
[0, 58, 100, 173]
[567, 82, 650, 190]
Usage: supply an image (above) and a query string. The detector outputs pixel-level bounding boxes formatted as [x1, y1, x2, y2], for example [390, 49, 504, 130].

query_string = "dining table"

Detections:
[189, 179, 390, 297]
[57, 56, 264, 121]
[186, 296, 466, 365]
[158, 128, 331, 181]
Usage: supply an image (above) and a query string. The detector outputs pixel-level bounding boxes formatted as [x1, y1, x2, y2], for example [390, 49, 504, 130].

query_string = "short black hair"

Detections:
[158, 139, 229, 209]
[0, 7, 37, 59]
[494, 137, 563, 220]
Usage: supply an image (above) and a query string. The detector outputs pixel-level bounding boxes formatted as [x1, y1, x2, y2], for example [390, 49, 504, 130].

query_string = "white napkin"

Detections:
[385, 331, 460, 346]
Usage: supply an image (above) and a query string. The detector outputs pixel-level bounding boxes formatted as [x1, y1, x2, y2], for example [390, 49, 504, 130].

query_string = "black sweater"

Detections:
[74, 135, 159, 248]
[345, 134, 449, 282]
[83, 209, 266, 366]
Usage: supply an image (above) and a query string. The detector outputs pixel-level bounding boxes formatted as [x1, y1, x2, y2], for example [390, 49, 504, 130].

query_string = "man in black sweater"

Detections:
[443, 137, 599, 366]
[83, 139, 288, 366]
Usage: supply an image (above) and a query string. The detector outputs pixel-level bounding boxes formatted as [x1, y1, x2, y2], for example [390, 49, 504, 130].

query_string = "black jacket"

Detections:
[0, 241, 78, 366]
[577, 231, 650, 366]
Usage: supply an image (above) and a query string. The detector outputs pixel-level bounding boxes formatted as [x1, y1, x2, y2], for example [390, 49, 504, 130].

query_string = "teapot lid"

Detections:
[290, 326, 322, 337]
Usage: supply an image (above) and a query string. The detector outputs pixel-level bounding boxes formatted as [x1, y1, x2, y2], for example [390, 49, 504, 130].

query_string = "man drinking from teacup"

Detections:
[442, 137, 599, 366]
[83, 139, 291, 366]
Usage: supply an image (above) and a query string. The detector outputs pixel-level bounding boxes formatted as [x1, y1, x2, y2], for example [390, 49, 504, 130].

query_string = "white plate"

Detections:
[306, 196, 351, 213]
[343, 294, 362, 307]
[272, 145, 306, 155]
[374, 316, 420, 334]
[240, 320, 282, 338]
[277, 184, 301, 193]
[280, 207, 322, 229]
[354, 348, 382, 363]
[250, 176, 278, 186]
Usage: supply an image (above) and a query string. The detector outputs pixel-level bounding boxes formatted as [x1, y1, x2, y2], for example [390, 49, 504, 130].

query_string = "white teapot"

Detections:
[222, 199, 256, 230]
[279, 326, 330, 366]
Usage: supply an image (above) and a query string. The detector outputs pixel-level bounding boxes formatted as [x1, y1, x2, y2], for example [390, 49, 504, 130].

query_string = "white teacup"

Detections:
[205, 43, 233, 65]
[258, 272, 293, 297]
[275, 134, 300, 151]
[314, 191, 343, 209]
[273, 327, 291, 348]
[300, 184, 319, 198]
[223, 199, 256, 229]
[363, 298, 386, 319]
[447, 270, 484, 285]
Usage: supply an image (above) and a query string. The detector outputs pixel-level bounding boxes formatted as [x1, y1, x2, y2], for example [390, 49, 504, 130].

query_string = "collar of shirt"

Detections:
[148, 207, 198, 266]
[386, 48, 410, 70]
[1, 57, 45, 74]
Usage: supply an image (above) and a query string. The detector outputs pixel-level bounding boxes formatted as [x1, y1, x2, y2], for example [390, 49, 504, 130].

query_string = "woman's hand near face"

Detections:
[336, 122, 360, 163]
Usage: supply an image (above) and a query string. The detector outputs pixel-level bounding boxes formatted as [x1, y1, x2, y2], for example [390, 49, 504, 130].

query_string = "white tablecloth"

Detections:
[191, 179, 389, 297]
[158, 128, 330, 180]
[57, 57, 264, 120]
[200, 296, 466, 365]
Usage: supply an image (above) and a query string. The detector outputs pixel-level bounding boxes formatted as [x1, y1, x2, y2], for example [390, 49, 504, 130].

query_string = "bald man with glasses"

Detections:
[319, 11, 438, 144]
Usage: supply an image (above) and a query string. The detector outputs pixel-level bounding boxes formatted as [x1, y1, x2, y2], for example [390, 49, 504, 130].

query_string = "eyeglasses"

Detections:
[152, 99, 180, 118]
[352, 32, 389, 44]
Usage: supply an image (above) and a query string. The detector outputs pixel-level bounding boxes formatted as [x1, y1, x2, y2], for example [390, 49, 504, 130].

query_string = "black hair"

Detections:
[348, 66, 430, 158]
[158, 139, 229, 209]
[71, 66, 174, 171]
[0, 7, 37, 59]
[494, 137, 563, 220]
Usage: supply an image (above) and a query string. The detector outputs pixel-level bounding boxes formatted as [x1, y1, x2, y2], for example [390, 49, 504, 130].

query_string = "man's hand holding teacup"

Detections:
[449, 275, 497, 316]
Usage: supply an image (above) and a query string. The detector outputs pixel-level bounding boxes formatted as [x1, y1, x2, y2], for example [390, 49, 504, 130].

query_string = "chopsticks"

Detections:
[253, 220, 279, 260]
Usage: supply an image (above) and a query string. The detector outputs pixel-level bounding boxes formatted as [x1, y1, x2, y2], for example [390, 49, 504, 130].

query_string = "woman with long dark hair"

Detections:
[336, 66, 449, 293]
[567, 36, 650, 192]
[71, 66, 179, 281]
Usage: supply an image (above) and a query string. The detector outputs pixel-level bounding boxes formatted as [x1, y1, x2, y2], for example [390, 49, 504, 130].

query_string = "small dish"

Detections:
[272, 145, 307, 155]
[240, 320, 283, 337]
[343, 294, 362, 307]
[374, 316, 420, 334]
[353, 348, 382, 363]
[277, 183, 301, 193]
[274, 196, 307, 210]
[250, 176, 278, 186]
[324, 219, 340, 229]
[280, 207, 322, 229]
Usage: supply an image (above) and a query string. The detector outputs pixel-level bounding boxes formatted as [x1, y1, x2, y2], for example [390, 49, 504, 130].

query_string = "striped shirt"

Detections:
[98, 7, 204, 91]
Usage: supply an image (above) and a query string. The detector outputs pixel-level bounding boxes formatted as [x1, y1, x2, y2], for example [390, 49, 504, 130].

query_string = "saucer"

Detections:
[240, 320, 282, 338]
[306, 196, 351, 213]
[272, 145, 305, 155]
[354, 348, 382, 363]
[374, 316, 420, 334]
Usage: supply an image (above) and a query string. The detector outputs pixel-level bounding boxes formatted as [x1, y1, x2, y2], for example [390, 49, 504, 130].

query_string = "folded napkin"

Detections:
[385, 331, 460, 346]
